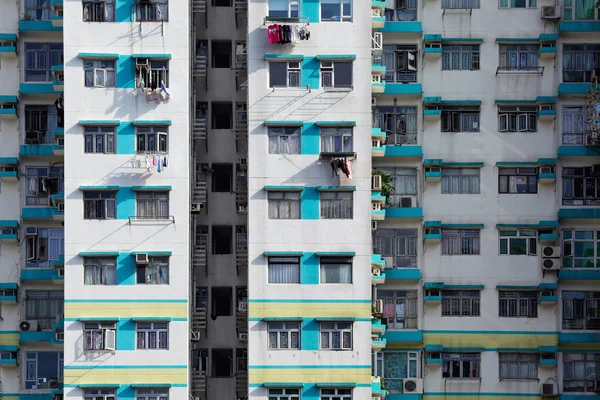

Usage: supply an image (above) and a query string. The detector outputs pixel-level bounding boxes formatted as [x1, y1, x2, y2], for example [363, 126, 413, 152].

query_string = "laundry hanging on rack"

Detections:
[267, 23, 310, 44]
[329, 158, 351, 179]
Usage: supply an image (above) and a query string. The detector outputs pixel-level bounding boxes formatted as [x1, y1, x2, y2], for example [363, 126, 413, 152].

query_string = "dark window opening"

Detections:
[212, 226, 232, 255]
[211, 287, 232, 317]
[212, 348, 233, 377]
[211, 102, 232, 129]
[212, 164, 233, 192]
[212, 0, 232, 6]
[211, 41, 232, 68]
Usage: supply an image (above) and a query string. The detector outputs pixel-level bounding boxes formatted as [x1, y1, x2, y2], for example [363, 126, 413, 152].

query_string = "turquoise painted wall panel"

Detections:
[116, 187, 136, 220]
[116, 122, 136, 154]
[301, 319, 320, 350]
[301, 187, 320, 219]
[301, 122, 320, 154]
[302, 57, 320, 89]
[300, 253, 319, 284]
[117, 55, 136, 88]
[116, 0, 135, 22]
[301, 0, 319, 23]
[117, 319, 136, 350]
[117, 253, 136, 285]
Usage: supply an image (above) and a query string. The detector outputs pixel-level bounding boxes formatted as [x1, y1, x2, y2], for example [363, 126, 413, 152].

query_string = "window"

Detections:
[320, 191, 353, 219]
[212, 226, 232, 255]
[212, 164, 233, 192]
[136, 322, 168, 349]
[562, 291, 600, 330]
[268, 322, 300, 349]
[385, 0, 417, 21]
[442, 229, 480, 255]
[84, 60, 116, 88]
[269, 61, 301, 87]
[377, 290, 417, 329]
[321, 389, 352, 400]
[136, 191, 169, 219]
[373, 229, 417, 268]
[320, 61, 352, 88]
[562, 1, 599, 21]
[320, 257, 352, 283]
[25, 228, 64, 268]
[499, 229, 537, 255]
[379, 167, 417, 207]
[268, 192, 300, 219]
[321, 127, 353, 153]
[382, 45, 417, 83]
[442, 0, 479, 9]
[24, 43, 63, 82]
[562, 230, 600, 269]
[269, 0, 299, 17]
[441, 106, 480, 132]
[136, 59, 169, 88]
[565, 107, 594, 147]
[563, 353, 600, 392]
[441, 169, 480, 194]
[25, 106, 59, 144]
[236, 103, 247, 128]
[321, 0, 351, 21]
[499, 0, 536, 8]
[136, 126, 168, 154]
[562, 167, 600, 205]
[268, 388, 300, 400]
[136, 256, 169, 284]
[441, 291, 480, 316]
[213, 0, 232, 5]
[499, 353, 539, 380]
[212, 348, 233, 377]
[83, 389, 116, 400]
[373, 106, 418, 145]
[268, 256, 300, 283]
[498, 168, 538, 194]
[211, 102, 232, 129]
[442, 353, 481, 378]
[83, 257, 117, 285]
[135, 0, 168, 21]
[499, 44, 539, 71]
[84, 126, 116, 154]
[25, 166, 63, 205]
[268, 127, 301, 154]
[83, 322, 116, 351]
[563, 45, 600, 83]
[136, 389, 168, 400]
[211, 287, 232, 316]
[24, 352, 63, 389]
[499, 291, 538, 317]
[320, 322, 352, 350]
[211, 41, 232, 69]
[442, 45, 480, 70]
[498, 106, 537, 132]
[374, 352, 418, 390]
[25, 0, 51, 19]
[83, 0, 115, 22]
[83, 191, 116, 219]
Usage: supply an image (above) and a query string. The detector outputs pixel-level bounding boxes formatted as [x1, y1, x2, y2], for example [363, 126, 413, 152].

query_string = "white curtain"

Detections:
[268, 263, 299, 283]
[320, 264, 352, 283]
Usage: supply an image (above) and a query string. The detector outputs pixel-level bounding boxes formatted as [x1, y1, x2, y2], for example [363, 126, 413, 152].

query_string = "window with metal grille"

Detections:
[268, 322, 300, 349]
[442, 0, 479, 8]
[499, 353, 539, 379]
[320, 191, 353, 219]
[499, 229, 537, 255]
[24, 43, 63, 81]
[320, 322, 352, 350]
[382, 45, 417, 82]
[442, 45, 480, 70]
[561, 106, 588, 145]
[498, 106, 537, 132]
[562, 44, 600, 82]
[372, 107, 418, 145]
[441, 291, 480, 316]
[441, 229, 480, 255]
[136, 191, 169, 219]
[562, 167, 600, 206]
[377, 290, 418, 329]
[136, 322, 168, 349]
[25, 291, 64, 330]
[499, 44, 539, 70]
[562, 291, 600, 330]
[373, 229, 417, 269]
[498, 168, 538, 194]
[441, 168, 480, 194]
[499, 291, 538, 317]
[84, 126, 116, 154]
[385, 0, 417, 21]
[563, 353, 600, 392]
[441, 106, 480, 132]
[83, 0, 115, 22]
[442, 353, 481, 377]
[269, 61, 301, 87]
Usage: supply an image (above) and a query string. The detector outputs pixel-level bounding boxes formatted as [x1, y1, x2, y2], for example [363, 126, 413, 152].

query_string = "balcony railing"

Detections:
[192, 56, 207, 77]
[192, 0, 206, 13]
[192, 118, 207, 140]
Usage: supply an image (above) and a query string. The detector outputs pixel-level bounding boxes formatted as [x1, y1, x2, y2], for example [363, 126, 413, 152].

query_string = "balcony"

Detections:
[0, 35, 17, 58]
[372, 32, 383, 57]
[557, 82, 591, 97]
[192, 56, 207, 78]
[20, 82, 63, 96]
[20, 267, 64, 283]
[372, 9, 385, 29]
[383, 83, 423, 97]
[383, 268, 421, 281]
[372, 75, 385, 94]
[372, 377, 387, 398]
[559, 20, 600, 33]
[384, 145, 423, 159]
[18, 19, 62, 32]
[51, 65, 64, 91]
[0, 283, 18, 304]
[559, 269, 600, 281]
[192, 118, 207, 140]
[558, 208, 600, 219]
[558, 332, 600, 345]
[383, 330, 423, 344]
[379, 21, 423, 34]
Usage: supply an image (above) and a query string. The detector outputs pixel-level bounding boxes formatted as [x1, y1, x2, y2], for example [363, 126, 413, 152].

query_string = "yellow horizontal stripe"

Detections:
[4, 397, 18, 400]
[385, 343, 423, 349]
[0, 334, 19, 346]
[248, 303, 371, 319]
[423, 333, 557, 349]
[65, 302, 188, 319]
[64, 368, 187, 385]
[249, 368, 371, 385]
[424, 397, 541, 400]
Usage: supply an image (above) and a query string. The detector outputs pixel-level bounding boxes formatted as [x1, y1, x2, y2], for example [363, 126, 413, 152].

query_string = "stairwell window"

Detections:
[441, 106, 480, 132]
[562, 106, 588, 145]
[269, 61, 301, 87]
[373, 107, 418, 146]
[442, 45, 481, 70]
[442, 353, 481, 378]
[320, 322, 352, 350]
[83, 0, 115, 22]
[499, 45, 539, 71]
[498, 106, 537, 132]
[498, 168, 538, 194]
[499, 0, 536, 8]
[136, 191, 169, 219]
[563, 353, 600, 392]
[320, 61, 353, 88]
[268, 192, 301, 219]
[83, 322, 116, 351]
[442, 229, 480, 255]
[84, 191, 116, 220]
[268, 127, 300, 154]
[321, 0, 352, 21]
[135, 0, 168, 21]
[321, 389, 352, 400]
[442, 290, 480, 316]
[136, 389, 169, 400]
[562, 291, 600, 330]
[84, 126, 116, 154]
[441, 168, 480, 194]
[321, 127, 353, 153]
[268, 256, 300, 283]
[499, 291, 538, 317]
[136, 126, 168, 154]
[268, 321, 300, 349]
[136, 322, 168, 349]
[268, 0, 299, 18]
[136, 256, 169, 284]
[563, 45, 600, 82]
[83, 257, 117, 285]
[320, 191, 353, 219]
[499, 229, 537, 255]
[499, 353, 538, 379]
[562, 231, 600, 270]
[320, 256, 352, 283]
[562, 167, 600, 205]
[269, 388, 300, 400]
[84, 60, 116, 88]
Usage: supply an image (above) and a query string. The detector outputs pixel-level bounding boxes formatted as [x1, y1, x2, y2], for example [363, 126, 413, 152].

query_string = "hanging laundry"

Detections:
[157, 156, 162, 173]
[298, 26, 310, 41]
[291, 25, 300, 43]
[152, 155, 157, 166]
[161, 80, 170, 98]
[41, 177, 47, 192]
[343, 158, 352, 180]
[29, 176, 39, 193]
[268, 24, 279, 44]
[163, 157, 167, 168]
[145, 155, 151, 171]
[383, 303, 395, 317]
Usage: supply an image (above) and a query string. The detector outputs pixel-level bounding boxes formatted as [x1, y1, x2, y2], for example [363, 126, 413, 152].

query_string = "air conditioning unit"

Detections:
[135, 253, 149, 264]
[238, 301, 247, 311]
[542, 258, 560, 271]
[371, 97, 377, 107]
[425, 227, 441, 235]
[56, 138, 64, 146]
[403, 379, 423, 394]
[540, 166, 555, 174]
[372, 175, 382, 191]
[540, 104, 554, 111]
[371, 221, 378, 231]
[238, 332, 248, 341]
[541, 5, 559, 19]
[1, 228, 16, 235]
[373, 299, 383, 314]
[372, 266, 381, 276]
[542, 246, 560, 258]
[57, 268, 64, 277]
[19, 320, 38, 332]
[25, 226, 38, 236]
[57, 203, 65, 212]
[382, 256, 394, 268]
[399, 197, 413, 208]
[191, 203, 203, 212]
[541, 383, 557, 397]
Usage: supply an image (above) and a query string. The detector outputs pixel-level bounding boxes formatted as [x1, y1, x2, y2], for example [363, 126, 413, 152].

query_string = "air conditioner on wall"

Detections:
[425, 227, 441, 235]
[541, 258, 560, 271]
[1, 228, 16, 235]
[540, 104, 554, 111]
[541, 6, 559, 19]
[542, 246, 560, 258]
[541, 383, 557, 397]
[25, 226, 38, 236]
[135, 253, 149, 264]
[372, 175, 382, 191]
[403, 379, 423, 394]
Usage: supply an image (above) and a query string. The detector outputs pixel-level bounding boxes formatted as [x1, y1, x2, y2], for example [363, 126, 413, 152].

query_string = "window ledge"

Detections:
[128, 215, 175, 224]
[496, 66, 544, 75]
[323, 86, 353, 92]
[270, 85, 312, 92]
[320, 152, 356, 160]
[499, 378, 540, 382]
[444, 377, 482, 381]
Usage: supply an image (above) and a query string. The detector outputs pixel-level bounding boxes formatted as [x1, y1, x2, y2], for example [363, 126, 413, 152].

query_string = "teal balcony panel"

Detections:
[372, 319, 386, 334]
[20, 83, 63, 95]
[424, 295, 442, 302]
[50, 254, 64, 267]
[385, 207, 423, 219]
[383, 83, 422, 96]
[18, 20, 63, 32]
[558, 146, 600, 157]
[425, 171, 441, 180]
[0, 171, 18, 180]
[20, 268, 64, 282]
[424, 233, 442, 242]
[0, 232, 18, 242]
[372, 64, 387, 74]
[21, 207, 54, 219]
[557, 83, 591, 96]
[0, 46, 17, 56]
[20, 144, 56, 157]
[386, 395, 423, 400]
[539, 172, 556, 183]
[539, 295, 558, 304]
[20, 330, 54, 343]
[540, 359, 557, 367]
[559, 21, 600, 32]
[538, 109, 556, 118]
[559, 332, 600, 344]
[50, 13, 63, 27]
[372, 337, 387, 350]
[424, 47, 442, 55]
[371, 378, 386, 398]
[540, 47, 557, 54]
[372, 254, 386, 267]
[50, 0, 63, 7]
[383, 268, 421, 281]
[0, 108, 17, 118]
[372, 0, 386, 7]
[427, 358, 443, 365]
[383, 330, 423, 343]
[379, 21, 423, 33]
[539, 233, 558, 243]
[384, 146, 423, 158]
[371, 127, 387, 139]
[0, 359, 17, 367]
[558, 208, 600, 219]
[424, 110, 441, 116]
[559, 269, 600, 280]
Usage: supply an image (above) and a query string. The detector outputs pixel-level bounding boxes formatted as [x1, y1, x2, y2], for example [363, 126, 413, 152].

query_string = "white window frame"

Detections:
[374, 351, 419, 387]
[441, 290, 481, 316]
[83, 322, 116, 351]
[563, 353, 600, 393]
[320, 388, 352, 400]
[136, 322, 169, 349]
[135, 388, 169, 400]
[442, 353, 481, 378]
[320, 322, 352, 350]
[269, 61, 301, 88]
[267, 256, 301, 284]
[441, 168, 480, 194]
[135, 126, 168, 154]
[499, 353, 539, 380]
[83, 257, 117, 285]
[320, 127, 353, 153]
[268, 191, 301, 219]
[268, 127, 301, 154]
[499, 229, 537, 255]
[268, 388, 300, 400]
[498, 291, 538, 317]
[320, 191, 353, 219]
[83, 389, 116, 400]
[320, 0, 352, 22]
[498, 106, 537, 132]
[268, 321, 300, 349]
[268, 0, 299, 18]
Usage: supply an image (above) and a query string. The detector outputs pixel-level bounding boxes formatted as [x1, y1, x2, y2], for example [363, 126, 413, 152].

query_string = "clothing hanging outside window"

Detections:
[267, 24, 309, 44]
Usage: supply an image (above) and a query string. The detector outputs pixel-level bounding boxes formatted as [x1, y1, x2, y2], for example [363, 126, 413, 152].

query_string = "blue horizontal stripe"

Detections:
[64, 299, 187, 303]
[79, 251, 120, 257]
[423, 330, 557, 335]
[248, 365, 370, 369]
[64, 383, 187, 388]
[248, 299, 370, 303]
[65, 365, 187, 369]
[425, 393, 545, 397]
[131, 54, 171, 59]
